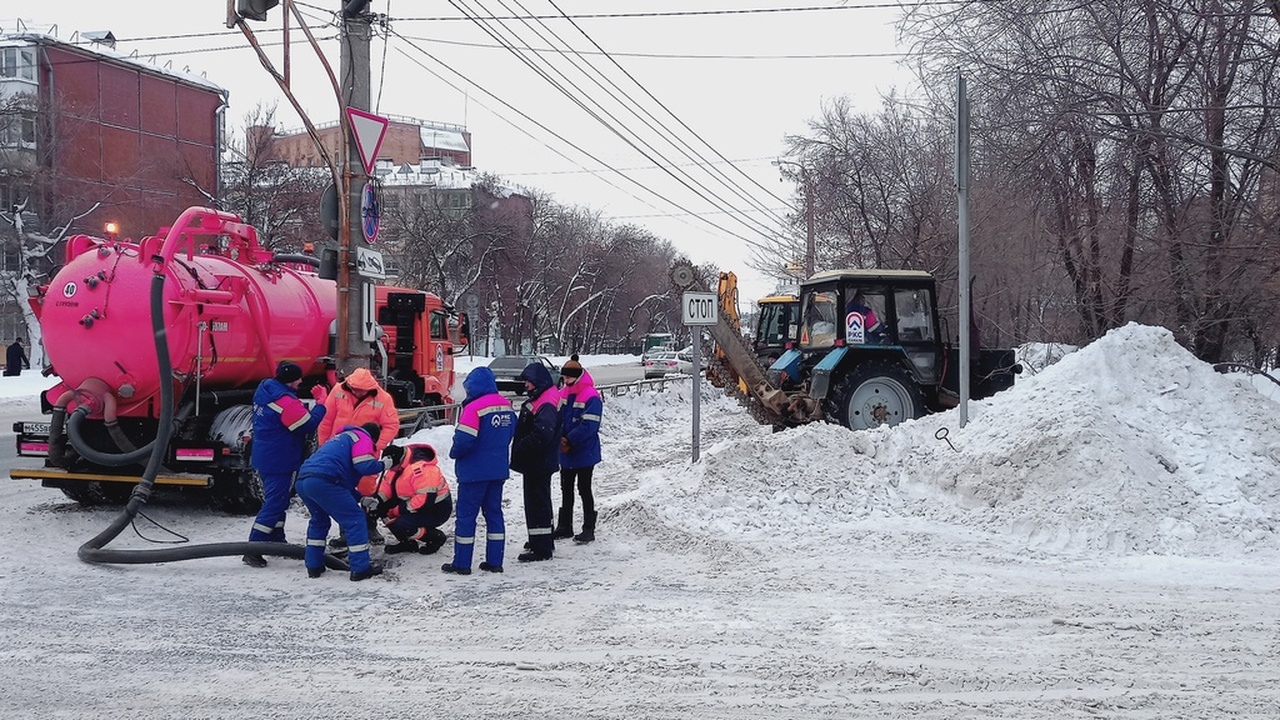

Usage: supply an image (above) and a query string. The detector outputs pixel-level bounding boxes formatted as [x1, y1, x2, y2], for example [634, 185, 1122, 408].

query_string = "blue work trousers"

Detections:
[248, 470, 294, 543]
[451, 480, 505, 570]
[296, 474, 372, 574]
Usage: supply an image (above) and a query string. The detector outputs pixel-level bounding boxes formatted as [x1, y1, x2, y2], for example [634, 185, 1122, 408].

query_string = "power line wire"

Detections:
[547, 0, 794, 217]
[450, 0, 784, 244]
[393, 1, 964, 22]
[387, 31, 781, 256]
[392, 33, 906, 60]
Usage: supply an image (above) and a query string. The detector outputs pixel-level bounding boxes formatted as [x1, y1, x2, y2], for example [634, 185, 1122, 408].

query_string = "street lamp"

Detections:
[772, 158, 815, 279]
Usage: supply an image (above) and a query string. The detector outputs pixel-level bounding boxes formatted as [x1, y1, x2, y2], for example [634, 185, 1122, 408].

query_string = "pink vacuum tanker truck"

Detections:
[10, 207, 468, 512]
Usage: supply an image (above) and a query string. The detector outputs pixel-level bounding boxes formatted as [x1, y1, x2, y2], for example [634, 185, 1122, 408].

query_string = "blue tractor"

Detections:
[765, 269, 1020, 430]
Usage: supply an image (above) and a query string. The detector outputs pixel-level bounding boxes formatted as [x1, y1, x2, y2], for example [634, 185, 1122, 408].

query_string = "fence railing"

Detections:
[397, 374, 691, 433]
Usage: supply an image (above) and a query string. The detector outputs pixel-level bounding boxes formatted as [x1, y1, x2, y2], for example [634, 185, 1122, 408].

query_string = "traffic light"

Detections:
[236, 0, 280, 22]
[341, 0, 370, 18]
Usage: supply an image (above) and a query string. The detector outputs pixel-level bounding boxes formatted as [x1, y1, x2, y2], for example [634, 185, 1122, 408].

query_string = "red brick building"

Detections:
[0, 32, 227, 240]
[252, 115, 471, 170]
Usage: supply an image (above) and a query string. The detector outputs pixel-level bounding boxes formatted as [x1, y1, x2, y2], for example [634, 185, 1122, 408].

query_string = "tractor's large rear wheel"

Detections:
[830, 360, 926, 430]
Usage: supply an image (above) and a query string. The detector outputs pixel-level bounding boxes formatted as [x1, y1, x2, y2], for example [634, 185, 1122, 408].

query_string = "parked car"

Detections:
[487, 355, 562, 394]
[643, 350, 694, 378]
[640, 343, 675, 365]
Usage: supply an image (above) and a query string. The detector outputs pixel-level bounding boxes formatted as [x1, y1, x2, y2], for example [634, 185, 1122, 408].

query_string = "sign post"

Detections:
[681, 291, 718, 462]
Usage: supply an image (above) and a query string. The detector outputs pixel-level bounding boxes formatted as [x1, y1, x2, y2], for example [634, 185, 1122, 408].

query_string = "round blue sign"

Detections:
[360, 181, 380, 244]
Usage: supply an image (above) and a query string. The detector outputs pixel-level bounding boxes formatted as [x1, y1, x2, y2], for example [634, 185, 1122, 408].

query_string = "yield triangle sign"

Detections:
[347, 107, 389, 176]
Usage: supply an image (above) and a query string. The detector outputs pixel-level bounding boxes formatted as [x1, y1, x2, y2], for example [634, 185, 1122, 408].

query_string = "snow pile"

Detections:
[605, 324, 1280, 559]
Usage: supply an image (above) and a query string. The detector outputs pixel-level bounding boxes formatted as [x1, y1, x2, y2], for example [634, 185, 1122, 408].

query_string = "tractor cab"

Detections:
[789, 269, 943, 383]
[769, 269, 948, 429]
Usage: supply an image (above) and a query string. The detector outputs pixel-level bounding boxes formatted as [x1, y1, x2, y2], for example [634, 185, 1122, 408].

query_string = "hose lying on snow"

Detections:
[77, 261, 347, 571]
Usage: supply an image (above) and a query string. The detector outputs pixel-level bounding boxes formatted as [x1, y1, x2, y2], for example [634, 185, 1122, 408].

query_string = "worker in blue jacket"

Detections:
[556, 356, 603, 544]
[442, 366, 516, 575]
[243, 361, 327, 568]
[295, 422, 397, 581]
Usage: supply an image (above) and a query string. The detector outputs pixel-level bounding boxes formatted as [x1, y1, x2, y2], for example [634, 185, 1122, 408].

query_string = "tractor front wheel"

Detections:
[829, 360, 926, 431]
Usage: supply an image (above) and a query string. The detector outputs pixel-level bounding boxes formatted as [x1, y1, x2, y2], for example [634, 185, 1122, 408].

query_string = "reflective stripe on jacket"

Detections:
[251, 377, 325, 474]
[450, 367, 516, 483]
[377, 455, 451, 518]
[297, 426, 388, 492]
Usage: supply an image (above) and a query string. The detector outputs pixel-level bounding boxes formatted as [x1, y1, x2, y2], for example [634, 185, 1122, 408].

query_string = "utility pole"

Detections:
[802, 167, 815, 278]
[956, 71, 972, 428]
[230, 0, 372, 373]
[339, 3, 372, 373]
[773, 158, 815, 279]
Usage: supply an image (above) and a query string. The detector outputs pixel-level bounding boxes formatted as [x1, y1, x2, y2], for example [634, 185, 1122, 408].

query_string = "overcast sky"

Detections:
[10, 1, 916, 304]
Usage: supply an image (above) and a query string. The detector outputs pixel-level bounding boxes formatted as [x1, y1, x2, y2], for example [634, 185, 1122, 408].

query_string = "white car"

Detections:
[643, 350, 694, 378]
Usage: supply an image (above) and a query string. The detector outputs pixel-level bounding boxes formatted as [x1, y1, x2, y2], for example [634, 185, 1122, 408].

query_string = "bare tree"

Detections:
[219, 104, 327, 252]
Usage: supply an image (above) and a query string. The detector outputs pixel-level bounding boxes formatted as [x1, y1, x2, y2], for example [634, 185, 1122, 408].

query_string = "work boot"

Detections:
[307, 566, 326, 579]
[441, 562, 472, 575]
[241, 554, 267, 568]
[327, 533, 348, 550]
[552, 507, 574, 539]
[384, 539, 419, 555]
[478, 562, 504, 573]
[350, 561, 384, 582]
[418, 530, 447, 555]
[573, 510, 597, 544]
[517, 551, 551, 563]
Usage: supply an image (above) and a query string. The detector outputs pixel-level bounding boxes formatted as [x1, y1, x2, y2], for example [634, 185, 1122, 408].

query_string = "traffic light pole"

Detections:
[338, 15, 372, 373]
[231, 0, 372, 374]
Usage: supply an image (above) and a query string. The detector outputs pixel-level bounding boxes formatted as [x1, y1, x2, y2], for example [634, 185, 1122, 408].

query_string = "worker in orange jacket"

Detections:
[317, 366, 400, 546]
[366, 442, 453, 555]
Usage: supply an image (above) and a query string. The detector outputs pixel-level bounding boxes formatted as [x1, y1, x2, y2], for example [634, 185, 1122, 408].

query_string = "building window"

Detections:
[0, 111, 36, 149]
[0, 48, 35, 80]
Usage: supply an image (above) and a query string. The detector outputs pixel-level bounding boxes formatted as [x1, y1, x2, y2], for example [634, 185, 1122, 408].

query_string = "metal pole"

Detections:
[339, 14, 372, 372]
[803, 168, 815, 278]
[956, 71, 971, 428]
[691, 333, 701, 463]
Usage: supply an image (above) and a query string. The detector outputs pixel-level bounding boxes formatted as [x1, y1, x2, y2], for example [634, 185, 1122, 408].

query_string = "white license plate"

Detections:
[23, 422, 51, 436]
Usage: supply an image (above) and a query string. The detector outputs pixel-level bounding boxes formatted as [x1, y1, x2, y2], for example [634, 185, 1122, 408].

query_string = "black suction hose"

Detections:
[65, 399, 198, 467]
[66, 407, 153, 466]
[78, 263, 347, 570]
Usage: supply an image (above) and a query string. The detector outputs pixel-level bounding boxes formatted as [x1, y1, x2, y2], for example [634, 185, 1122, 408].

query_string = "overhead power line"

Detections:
[393, 1, 964, 22]
[387, 31, 781, 256]
[394, 33, 906, 60]
[446, 0, 787, 247]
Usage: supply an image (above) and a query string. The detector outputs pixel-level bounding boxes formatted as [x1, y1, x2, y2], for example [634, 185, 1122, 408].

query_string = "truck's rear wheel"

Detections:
[830, 360, 926, 430]
[211, 469, 265, 516]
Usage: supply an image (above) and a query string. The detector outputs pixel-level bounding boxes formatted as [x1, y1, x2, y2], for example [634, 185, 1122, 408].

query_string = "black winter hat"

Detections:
[275, 361, 303, 384]
[561, 354, 584, 378]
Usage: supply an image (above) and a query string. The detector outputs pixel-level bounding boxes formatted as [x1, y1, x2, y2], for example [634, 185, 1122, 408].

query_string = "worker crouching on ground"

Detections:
[364, 442, 453, 555]
[442, 366, 516, 575]
[512, 362, 562, 563]
[295, 422, 395, 581]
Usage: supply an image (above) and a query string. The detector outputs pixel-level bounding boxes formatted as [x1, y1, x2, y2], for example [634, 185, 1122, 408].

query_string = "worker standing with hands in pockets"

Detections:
[511, 362, 561, 562]
[556, 355, 603, 544]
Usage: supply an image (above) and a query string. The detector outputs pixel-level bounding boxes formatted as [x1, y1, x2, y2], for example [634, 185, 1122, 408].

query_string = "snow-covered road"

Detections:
[2, 328, 1279, 718]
